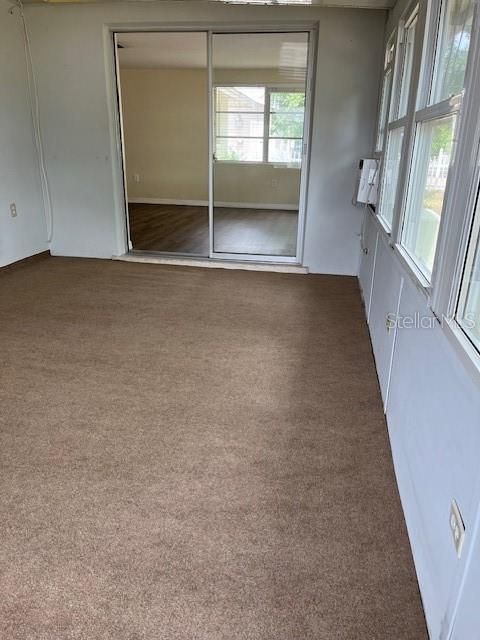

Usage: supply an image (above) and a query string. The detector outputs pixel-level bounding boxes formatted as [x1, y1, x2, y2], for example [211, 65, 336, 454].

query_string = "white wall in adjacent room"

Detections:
[120, 67, 301, 207]
[24, 2, 384, 272]
[0, 0, 47, 267]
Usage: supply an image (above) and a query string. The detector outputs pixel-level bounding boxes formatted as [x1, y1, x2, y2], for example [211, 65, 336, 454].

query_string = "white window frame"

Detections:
[377, 4, 420, 232]
[370, 0, 480, 377]
[430, 6, 480, 375]
[396, 0, 475, 283]
[375, 33, 396, 154]
[213, 84, 305, 166]
[456, 184, 480, 347]
[397, 8, 419, 120]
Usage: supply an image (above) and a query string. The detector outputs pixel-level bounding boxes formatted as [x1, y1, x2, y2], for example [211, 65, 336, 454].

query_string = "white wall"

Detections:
[0, 0, 47, 267]
[359, 210, 480, 640]
[302, 9, 385, 275]
[361, 3, 480, 637]
[24, 2, 385, 272]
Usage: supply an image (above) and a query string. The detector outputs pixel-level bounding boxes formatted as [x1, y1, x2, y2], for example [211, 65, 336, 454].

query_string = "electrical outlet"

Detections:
[9, 203, 17, 218]
[134, 173, 140, 183]
[450, 500, 465, 558]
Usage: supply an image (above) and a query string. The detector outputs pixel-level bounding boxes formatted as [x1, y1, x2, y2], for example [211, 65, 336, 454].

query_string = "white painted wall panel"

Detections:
[360, 211, 480, 640]
[367, 233, 403, 403]
[301, 10, 385, 274]
[24, 3, 385, 271]
[450, 519, 480, 640]
[0, 0, 47, 267]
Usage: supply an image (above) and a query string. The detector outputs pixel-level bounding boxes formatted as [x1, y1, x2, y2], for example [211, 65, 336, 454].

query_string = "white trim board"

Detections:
[113, 253, 308, 273]
[128, 197, 298, 211]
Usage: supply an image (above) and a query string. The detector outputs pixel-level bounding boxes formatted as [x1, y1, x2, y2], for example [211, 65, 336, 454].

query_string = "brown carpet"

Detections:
[0, 258, 427, 640]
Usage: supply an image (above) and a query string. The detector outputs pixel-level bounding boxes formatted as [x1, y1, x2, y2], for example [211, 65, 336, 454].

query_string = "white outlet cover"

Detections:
[450, 500, 465, 558]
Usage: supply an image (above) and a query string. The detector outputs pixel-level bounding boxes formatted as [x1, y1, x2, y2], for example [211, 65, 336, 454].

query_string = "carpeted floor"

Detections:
[0, 257, 427, 640]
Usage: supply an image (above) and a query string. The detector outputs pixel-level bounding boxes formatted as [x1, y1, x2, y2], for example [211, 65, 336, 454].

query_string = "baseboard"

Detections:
[128, 197, 298, 211]
[129, 197, 208, 207]
[0, 250, 50, 274]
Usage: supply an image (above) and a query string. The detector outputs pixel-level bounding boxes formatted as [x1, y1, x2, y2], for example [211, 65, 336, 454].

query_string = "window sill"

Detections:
[376, 213, 393, 235]
[393, 243, 432, 294]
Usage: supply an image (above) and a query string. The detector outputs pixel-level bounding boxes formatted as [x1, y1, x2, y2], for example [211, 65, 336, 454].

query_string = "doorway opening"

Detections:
[114, 28, 314, 264]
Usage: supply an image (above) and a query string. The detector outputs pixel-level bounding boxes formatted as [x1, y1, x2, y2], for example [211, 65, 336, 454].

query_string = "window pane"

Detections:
[216, 137, 263, 162]
[378, 127, 404, 228]
[458, 194, 480, 350]
[216, 113, 264, 137]
[216, 86, 265, 112]
[269, 113, 304, 138]
[385, 38, 396, 68]
[432, 0, 474, 102]
[376, 69, 392, 151]
[402, 115, 456, 277]
[268, 139, 302, 164]
[270, 92, 305, 112]
[398, 15, 417, 118]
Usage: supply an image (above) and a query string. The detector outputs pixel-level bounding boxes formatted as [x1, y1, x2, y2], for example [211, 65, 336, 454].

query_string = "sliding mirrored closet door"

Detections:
[211, 32, 310, 259]
[116, 30, 312, 262]
[117, 32, 209, 256]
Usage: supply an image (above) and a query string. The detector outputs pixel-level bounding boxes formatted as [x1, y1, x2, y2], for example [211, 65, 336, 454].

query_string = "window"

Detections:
[431, 0, 475, 103]
[378, 127, 405, 228]
[397, 11, 418, 119]
[375, 36, 396, 152]
[215, 86, 305, 165]
[215, 86, 265, 163]
[457, 186, 480, 351]
[376, 70, 393, 152]
[268, 91, 305, 164]
[377, 9, 417, 229]
[403, 115, 456, 274]
[400, 0, 475, 279]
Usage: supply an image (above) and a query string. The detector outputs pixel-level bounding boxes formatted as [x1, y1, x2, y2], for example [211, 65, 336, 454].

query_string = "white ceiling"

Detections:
[26, 0, 396, 8]
[118, 32, 310, 70]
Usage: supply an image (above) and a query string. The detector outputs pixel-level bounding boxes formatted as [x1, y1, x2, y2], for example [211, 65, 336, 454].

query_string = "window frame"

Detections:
[375, 32, 397, 154]
[376, 3, 421, 233]
[433, 18, 480, 374]
[391, 6, 419, 122]
[456, 184, 480, 348]
[213, 83, 306, 166]
[396, 0, 475, 282]
[377, 125, 406, 230]
[397, 9, 419, 119]
[369, 0, 480, 375]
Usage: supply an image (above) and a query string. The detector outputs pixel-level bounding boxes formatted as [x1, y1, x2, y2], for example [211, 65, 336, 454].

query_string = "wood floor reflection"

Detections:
[129, 203, 298, 256]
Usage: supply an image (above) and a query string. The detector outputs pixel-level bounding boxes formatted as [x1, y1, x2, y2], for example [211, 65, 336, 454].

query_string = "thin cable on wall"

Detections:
[10, 0, 54, 243]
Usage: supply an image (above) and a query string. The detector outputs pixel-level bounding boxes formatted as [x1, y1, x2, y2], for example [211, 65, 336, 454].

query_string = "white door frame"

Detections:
[109, 22, 318, 265]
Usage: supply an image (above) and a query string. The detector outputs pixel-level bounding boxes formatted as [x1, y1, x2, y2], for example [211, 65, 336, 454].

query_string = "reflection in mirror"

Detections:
[212, 32, 309, 257]
[118, 32, 209, 255]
